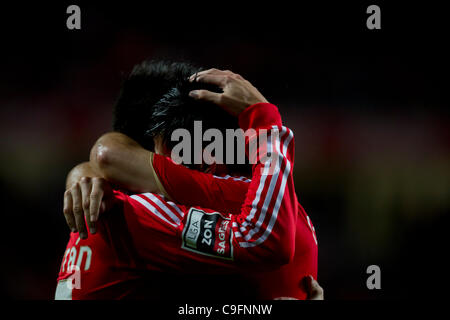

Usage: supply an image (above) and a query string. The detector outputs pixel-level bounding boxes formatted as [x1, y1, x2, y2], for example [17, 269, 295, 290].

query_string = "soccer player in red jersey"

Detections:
[57, 63, 318, 300]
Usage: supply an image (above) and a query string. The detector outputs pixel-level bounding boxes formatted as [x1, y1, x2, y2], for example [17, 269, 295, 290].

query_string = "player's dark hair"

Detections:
[113, 59, 251, 175]
[113, 59, 199, 150]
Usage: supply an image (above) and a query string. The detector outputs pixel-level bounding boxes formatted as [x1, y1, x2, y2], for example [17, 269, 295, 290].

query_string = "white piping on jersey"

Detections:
[236, 126, 294, 248]
[307, 215, 318, 245]
[213, 175, 251, 183]
[130, 194, 178, 228]
[240, 127, 284, 239]
[247, 131, 293, 246]
[141, 193, 182, 225]
[165, 199, 185, 218]
[235, 132, 275, 239]
[240, 126, 285, 232]
[235, 138, 272, 238]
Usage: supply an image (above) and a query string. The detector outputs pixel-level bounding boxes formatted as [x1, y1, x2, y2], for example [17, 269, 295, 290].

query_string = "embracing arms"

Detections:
[63, 132, 161, 238]
[65, 69, 298, 266]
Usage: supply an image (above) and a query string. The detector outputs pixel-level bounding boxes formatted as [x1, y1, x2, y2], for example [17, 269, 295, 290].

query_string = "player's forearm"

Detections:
[187, 69, 296, 267]
[66, 162, 100, 189]
[89, 132, 159, 193]
[232, 103, 297, 266]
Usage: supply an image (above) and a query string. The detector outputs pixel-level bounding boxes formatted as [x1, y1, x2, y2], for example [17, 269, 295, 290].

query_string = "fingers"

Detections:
[188, 69, 224, 104]
[310, 277, 324, 300]
[71, 183, 88, 239]
[189, 89, 222, 105]
[188, 72, 227, 105]
[89, 178, 105, 228]
[194, 74, 228, 88]
[189, 68, 243, 84]
[62, 176, 111, 239]
[304, 275, 324, 300]
[188, 68, 249, 116]
[63, 190, 77, 233]
[189, 68, 226, 80]
[79, 177, 95, 234]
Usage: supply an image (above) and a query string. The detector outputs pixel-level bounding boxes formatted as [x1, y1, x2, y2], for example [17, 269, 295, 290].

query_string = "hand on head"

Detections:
[189, 68, 268, 116]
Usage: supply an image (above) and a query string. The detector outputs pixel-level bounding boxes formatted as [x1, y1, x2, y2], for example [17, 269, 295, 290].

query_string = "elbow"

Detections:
[269, 230, 296, 267]
[255, 244, 294, 271]
[90, 133, 120, 177]
[238, 235, 295, 270]
[281, 244, 295, 266]
[94, 145, 112, 170]
[274, 239, 295, 267]
[270, 217, 297, 266]
[251, 238, 295, 269]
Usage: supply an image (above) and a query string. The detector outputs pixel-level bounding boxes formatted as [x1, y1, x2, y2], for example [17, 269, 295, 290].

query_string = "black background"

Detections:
[0, 1, 448, 300]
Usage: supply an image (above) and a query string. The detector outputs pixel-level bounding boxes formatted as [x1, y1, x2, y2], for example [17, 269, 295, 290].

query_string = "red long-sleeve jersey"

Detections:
[56, 103, 318, 300]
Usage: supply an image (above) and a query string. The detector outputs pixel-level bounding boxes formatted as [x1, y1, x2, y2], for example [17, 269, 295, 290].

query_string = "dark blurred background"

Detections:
[0, 2, 448, 299]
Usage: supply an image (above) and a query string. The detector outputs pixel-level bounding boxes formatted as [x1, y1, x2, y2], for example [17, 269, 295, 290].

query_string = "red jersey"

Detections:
[56, 103, 318, 300]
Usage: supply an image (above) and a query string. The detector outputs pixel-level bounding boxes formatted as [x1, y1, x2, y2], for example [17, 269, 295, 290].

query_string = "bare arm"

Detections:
[89, 132, 159, 194]
[63, 133, 165, 238]
[64, 162, 114, 238]
[65, 162, 98, 189]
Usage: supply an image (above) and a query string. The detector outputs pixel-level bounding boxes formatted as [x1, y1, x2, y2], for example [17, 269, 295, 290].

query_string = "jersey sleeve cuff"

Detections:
[238, 103, 282, 131]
